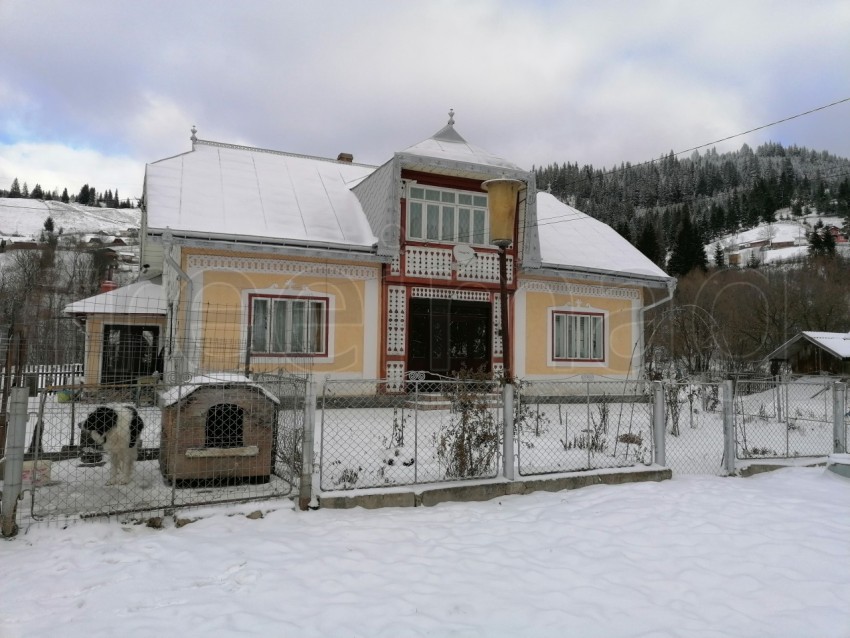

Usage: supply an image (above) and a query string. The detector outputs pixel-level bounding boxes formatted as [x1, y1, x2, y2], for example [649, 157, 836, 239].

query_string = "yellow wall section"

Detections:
[197, 267, 370, 375]
[523, 285, 637, 376]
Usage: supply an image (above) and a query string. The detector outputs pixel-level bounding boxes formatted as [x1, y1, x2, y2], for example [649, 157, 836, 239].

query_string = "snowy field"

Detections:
[1, 467, 849, 637]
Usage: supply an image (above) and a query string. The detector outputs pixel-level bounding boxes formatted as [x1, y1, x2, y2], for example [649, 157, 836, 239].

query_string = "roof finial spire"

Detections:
[448, 108, 455, 126]
[190, 125, 198, 142]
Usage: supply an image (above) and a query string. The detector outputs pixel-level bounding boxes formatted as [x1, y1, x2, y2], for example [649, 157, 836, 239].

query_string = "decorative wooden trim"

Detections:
[410, 287, 490, 302]
[187, 255, 380, 280]
[519, 279, 640, 300]
[387, 286, 407, 356]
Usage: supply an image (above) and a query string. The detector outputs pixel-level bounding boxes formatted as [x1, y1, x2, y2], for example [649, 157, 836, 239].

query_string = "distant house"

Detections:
[65, 115, 674, 386]
[765, 331, 850, 375]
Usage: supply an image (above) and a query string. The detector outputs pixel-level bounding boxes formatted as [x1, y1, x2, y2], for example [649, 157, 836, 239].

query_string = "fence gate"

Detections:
[25, 374, 304, 521]
[733, 377, 835, 462]
[663, 381, 726, 475]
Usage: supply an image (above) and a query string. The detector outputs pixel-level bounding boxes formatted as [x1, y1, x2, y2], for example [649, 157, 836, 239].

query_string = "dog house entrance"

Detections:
[205, 404, 244, 448]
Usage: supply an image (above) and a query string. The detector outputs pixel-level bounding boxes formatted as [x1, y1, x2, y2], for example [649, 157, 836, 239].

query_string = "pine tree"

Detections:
[21, 182, 29, 198]
[713, 243, 725, 269]
[61, 188, 70, 203]
[9, 178, 22, 198]
[43, 216, 55, 233]
[636, 221, 663, 266]
[821, 227, 836, 255]
[666, 209, 708, 276]
[30, 183, 44, 199]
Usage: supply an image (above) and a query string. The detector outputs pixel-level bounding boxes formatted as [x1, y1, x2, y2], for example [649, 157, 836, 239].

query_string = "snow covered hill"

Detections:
[0, 197, 141, 241]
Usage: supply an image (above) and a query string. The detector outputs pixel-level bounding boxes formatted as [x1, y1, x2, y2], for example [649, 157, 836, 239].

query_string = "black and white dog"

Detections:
[80, 405, 145, 485]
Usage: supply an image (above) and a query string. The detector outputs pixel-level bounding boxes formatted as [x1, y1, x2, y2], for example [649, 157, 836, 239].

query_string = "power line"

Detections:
[529, 96, 850, 230]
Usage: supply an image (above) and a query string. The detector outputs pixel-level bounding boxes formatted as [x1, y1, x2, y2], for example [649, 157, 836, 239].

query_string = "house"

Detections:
[66, 114, 673, 386]
[765, 331, 850, 376]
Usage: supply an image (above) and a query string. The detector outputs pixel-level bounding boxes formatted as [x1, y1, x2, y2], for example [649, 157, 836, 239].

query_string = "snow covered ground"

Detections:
[0, 197, 140, 240]
[1, 467, 848, 637]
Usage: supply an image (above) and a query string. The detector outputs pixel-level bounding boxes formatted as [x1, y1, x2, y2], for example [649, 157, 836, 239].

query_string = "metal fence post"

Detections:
[503, 382, 515, 480]
[652, 381, 666, 466]
[299, 380, 317, 510]
[833, 382, 847, 454]
[2, 387, 29, 537]
[722, 380, 736, 475]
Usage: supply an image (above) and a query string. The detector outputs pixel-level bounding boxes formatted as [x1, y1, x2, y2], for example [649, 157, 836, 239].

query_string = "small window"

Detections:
[406, 185, 489, 245]
[205, 403, 244, 448]
[552, 311, 605, 362]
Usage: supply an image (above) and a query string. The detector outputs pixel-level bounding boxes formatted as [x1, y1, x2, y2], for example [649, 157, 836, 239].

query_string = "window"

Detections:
[407, 185, 489, 244]
[552, 311, 605, 362]
[250, 295, 327, 356]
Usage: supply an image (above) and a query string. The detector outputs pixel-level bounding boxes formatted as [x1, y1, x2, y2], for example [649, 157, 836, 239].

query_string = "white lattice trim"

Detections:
[410, 287, 491, 302]
[187, 255, 380, 280]
[492, 295, 503, 356]
[457, 252, 513, 283]
[390, 254, 401, 276]
[404, 246, 452, 279]
[387, 286, 406, 355]
[492, 362, 504, 379]
[519, 279, 640, 300]
[386, 362, 405, 391]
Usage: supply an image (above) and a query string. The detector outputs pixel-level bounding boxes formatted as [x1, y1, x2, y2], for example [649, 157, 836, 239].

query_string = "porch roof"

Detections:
[63, 277, 166, 316]
[535, 193, 671, 282]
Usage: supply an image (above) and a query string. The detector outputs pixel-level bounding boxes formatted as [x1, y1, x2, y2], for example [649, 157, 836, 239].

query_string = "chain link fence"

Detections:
[662, 381, 725, 475]
[734, 377, 837, 461]
[13, 372, 302, 521]
[320, 376, 502, 491]
[515, 379, 653, 475]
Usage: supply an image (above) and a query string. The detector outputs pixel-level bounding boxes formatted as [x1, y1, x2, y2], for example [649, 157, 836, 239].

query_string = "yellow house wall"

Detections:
[521, 279, 639, 377]
[184, 250, 377, 376]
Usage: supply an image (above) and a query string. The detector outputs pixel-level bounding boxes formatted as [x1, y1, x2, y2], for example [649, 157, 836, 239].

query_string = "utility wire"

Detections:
[527, 96, 850, 229]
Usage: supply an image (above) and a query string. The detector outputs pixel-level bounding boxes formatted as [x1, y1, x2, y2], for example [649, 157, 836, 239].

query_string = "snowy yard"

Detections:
[1, 467, 848, 637]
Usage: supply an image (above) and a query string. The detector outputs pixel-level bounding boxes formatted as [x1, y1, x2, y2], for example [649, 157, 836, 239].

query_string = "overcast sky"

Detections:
[1, 1, 849, 202]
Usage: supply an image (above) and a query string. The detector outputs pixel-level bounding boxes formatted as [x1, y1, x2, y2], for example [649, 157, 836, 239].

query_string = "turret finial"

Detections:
[448, 109, 455, 126]
[190, 125, 198, 142]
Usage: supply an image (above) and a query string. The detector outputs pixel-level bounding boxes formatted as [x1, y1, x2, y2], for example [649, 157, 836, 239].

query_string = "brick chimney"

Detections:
[337, 152, 354, 163]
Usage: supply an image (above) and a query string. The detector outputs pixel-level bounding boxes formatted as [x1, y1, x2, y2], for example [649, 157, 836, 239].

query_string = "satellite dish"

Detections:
[453, 244, 476, 265]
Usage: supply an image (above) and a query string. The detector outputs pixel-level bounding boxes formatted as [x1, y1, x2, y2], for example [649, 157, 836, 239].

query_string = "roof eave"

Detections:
[147, 229, 389, 263]
[528, 263, 674, 289]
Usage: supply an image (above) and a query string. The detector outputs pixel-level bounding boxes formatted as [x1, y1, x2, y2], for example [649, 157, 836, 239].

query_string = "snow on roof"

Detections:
[64, 277, 165, 315]
[535, 193, 670, 281]
[801, 332, 850, 359]
[145, 141, 378, 248]
[766, 331, 850, 361]
[400, 120, 523, 173]
[158, 373, 280, 407]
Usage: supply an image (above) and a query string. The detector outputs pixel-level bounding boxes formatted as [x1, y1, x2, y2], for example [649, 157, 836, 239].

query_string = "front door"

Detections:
[407, 298, 491, 378]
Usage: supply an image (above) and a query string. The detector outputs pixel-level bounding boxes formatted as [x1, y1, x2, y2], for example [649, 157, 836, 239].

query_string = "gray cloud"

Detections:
[1, 0, 849, 199]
